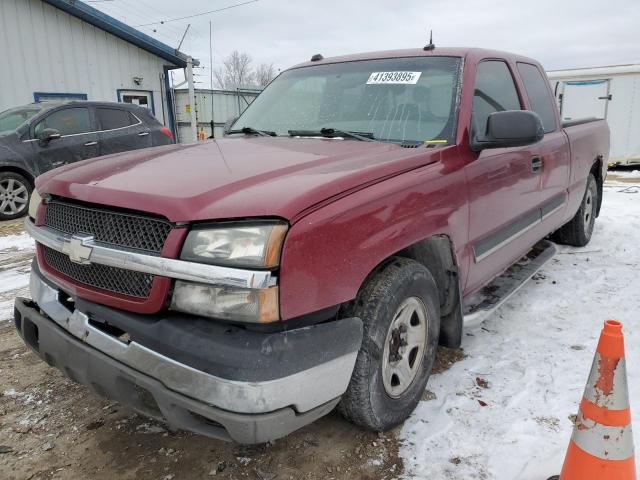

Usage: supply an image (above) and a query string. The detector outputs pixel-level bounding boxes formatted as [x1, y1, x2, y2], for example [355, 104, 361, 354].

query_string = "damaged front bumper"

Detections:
[13, 265, 362, 443]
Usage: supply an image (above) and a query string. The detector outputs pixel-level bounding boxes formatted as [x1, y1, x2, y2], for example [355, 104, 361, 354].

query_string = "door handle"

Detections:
[138, 132, 150, 137]
[84, 141, 98, 146]
[531, 156, 543, 173]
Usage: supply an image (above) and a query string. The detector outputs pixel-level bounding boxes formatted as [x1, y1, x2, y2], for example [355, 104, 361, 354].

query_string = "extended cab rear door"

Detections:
[515, 62, 570, 225]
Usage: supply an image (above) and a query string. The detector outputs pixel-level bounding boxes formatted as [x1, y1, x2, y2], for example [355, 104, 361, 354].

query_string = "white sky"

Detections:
[93, 0, 640, 88]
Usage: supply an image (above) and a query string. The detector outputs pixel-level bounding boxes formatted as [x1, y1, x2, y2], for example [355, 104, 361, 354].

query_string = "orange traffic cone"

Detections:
[198, 127, 206, 141]
[549, 319, 636, 480]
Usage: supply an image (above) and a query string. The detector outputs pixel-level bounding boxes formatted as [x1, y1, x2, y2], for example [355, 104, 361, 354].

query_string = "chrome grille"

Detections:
[43, 246, 153, 298]
[44, 200, 172, 254]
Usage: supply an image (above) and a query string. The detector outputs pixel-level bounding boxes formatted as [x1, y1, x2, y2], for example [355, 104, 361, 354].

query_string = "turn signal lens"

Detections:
[170, 281, 279, 323]
[28, 190, 42, 220]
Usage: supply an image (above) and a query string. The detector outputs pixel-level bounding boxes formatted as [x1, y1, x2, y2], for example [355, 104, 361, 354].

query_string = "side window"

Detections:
[96, 108, 137, 131]
[472, 61, 521, 135]
[517, 62, 558, 133]
[34, 107, 91, 137]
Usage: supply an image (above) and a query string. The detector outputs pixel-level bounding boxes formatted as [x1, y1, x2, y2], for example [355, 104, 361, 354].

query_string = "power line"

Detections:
[132, 0, 259, 27]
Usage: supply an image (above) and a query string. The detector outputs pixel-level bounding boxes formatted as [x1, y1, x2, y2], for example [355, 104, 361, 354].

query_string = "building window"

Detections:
[117, 89, 155, 114]
[33, 92, 88, 103]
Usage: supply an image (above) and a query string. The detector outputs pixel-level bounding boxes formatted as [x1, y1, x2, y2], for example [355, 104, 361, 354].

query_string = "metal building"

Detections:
[548, 64, 640, 166]
[0, 0, 197, 134]
[173, 88, 261, 142]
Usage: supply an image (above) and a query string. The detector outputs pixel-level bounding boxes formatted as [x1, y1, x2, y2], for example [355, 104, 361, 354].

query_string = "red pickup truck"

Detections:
[14, 47, 609, 444]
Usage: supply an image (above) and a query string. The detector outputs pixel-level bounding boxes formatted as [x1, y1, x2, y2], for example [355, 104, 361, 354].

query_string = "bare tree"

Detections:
[213, 50, 254, 89]
[254, 63, 276, 87]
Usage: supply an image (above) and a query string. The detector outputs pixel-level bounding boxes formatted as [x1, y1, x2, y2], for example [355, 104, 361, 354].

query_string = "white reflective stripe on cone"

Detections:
[582, 354, 629, 410]
[571, 411, 635, 461]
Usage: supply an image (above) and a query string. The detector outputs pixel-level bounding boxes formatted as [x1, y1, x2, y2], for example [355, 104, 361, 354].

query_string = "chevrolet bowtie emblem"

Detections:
[61, 234, 94, 264]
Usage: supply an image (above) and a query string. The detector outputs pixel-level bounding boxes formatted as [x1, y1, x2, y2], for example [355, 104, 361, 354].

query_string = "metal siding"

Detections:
[0, 0, 176, 124]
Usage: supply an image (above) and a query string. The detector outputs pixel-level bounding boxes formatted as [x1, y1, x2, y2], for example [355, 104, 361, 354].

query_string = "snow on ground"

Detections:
[0, 232, 35, 251]
[612, 169, 640, 178]
[0, 233, 34, 323]
[0, 185, 638, 478]
[401, 185, 640, 479]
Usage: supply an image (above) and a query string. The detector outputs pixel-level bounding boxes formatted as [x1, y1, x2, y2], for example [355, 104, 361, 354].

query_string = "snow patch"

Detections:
[400, 187, 640, 479]
[0, 233, 34, 251]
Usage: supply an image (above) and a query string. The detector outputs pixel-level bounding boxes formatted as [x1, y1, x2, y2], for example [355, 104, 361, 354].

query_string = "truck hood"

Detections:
[36, 137, 440, 223]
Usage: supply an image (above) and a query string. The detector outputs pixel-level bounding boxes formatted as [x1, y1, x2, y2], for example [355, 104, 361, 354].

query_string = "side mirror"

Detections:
[223, 116, 238, 135]
[37, 128, 61, 145]
[471, 110, 544, 151]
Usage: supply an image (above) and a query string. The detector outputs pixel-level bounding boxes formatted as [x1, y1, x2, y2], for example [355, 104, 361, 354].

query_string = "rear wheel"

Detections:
[0, 172, 32, 221]
[339, 257, 440, 431]
[552, 174, 597, 247]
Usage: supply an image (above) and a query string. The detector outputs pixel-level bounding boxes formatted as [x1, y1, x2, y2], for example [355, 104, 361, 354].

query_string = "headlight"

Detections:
[170, 281, 279, 323]
[180, 222, 288, 268]
[28, 189, 43, 220]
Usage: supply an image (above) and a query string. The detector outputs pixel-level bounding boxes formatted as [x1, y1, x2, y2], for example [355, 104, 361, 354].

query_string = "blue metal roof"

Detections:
[42, 0, 198, 68]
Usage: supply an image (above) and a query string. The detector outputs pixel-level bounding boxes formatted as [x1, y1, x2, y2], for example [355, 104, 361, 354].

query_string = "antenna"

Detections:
[424, 30, 435, 51]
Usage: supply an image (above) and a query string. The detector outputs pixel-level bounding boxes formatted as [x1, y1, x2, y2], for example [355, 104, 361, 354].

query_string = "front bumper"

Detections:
[13, 267, 362, 443]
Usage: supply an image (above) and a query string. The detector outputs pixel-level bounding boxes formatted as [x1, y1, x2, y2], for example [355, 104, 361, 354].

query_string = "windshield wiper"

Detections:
[227, 126, 276, 137]
[288, 128, 375, 142]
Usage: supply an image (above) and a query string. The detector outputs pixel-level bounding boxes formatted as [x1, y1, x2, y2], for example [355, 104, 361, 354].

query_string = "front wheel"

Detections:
[0, 172, 32, 221]
[338, 257, 440, 431]
[552, 174, 598, 247]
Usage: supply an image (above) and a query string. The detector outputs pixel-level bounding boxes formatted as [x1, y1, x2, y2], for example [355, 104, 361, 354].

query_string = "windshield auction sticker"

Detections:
[366, 72, 422, 85]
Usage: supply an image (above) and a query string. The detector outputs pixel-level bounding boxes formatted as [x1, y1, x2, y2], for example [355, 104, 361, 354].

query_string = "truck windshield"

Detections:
[0, 106, 44, 136]
[233, 56, 462, 144]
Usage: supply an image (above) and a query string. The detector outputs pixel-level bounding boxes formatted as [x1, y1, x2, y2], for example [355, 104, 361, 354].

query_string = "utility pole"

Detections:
[186, 56, 198, 142]
[209, 21, 215, 138]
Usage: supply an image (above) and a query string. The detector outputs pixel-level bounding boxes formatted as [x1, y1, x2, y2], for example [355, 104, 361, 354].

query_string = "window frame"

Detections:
[515, 61, 559, 133]
[233, 55, 465, 144]
[470, 58, 525, 138]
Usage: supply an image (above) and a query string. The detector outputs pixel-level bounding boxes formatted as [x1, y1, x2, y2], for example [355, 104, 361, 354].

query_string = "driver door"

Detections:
[464, 60, 543, 294]
[30, 106, 99, 174]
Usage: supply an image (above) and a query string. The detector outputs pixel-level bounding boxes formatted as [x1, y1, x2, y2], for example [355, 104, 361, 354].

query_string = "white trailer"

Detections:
[548, 64, 640, 165]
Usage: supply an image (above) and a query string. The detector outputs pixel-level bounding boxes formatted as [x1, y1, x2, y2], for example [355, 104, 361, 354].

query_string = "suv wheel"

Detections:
[339, 257, 440, 431]
[0, 172, 32, 221]
[552, 173, 598, 247]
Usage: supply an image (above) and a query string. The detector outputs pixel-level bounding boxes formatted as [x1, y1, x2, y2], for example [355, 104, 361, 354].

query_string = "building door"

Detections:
[118, 90, 155, 114]
[560, 79, 610, 122]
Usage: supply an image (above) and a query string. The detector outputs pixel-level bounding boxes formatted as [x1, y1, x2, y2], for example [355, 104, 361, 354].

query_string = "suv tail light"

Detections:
[160, 127, 174, 140]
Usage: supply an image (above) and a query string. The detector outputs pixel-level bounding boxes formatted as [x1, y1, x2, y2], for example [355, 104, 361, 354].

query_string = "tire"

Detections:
[0, 172, 32, 221]
[552, 174, 598, 247]
[338, 257, 440, 431]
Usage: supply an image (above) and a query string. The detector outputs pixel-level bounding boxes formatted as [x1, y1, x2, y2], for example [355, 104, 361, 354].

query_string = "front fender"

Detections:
[278, 156, 469, 320]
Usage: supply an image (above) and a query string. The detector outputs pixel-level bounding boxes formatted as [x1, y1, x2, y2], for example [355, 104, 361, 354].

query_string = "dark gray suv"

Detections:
[0, 101, 174, 220]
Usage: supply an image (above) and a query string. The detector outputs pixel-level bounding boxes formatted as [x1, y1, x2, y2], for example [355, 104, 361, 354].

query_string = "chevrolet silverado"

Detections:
[14, 47, 609, 443]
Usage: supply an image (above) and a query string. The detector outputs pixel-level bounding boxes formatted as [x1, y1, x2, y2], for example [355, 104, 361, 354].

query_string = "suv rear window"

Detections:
[516, 63, 558, 133]
[97, 108, 138, 130]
